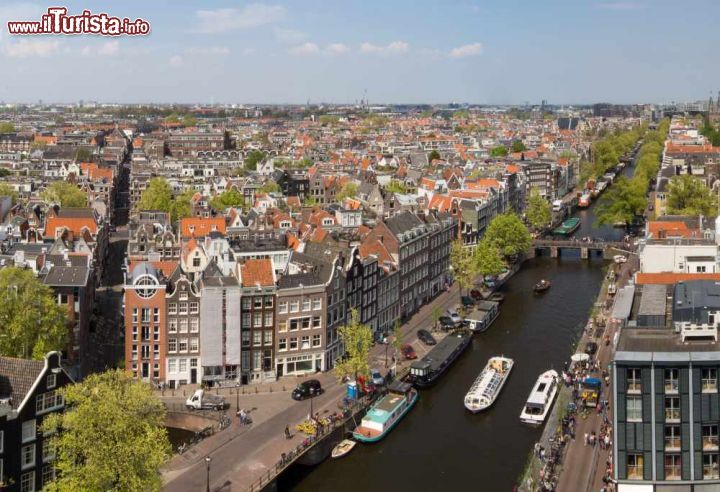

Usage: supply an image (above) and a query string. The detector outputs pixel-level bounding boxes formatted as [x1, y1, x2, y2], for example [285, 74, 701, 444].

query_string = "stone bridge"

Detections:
[530, 239, 636, 260]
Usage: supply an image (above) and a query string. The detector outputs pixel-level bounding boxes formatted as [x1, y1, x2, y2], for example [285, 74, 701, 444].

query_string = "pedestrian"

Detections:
[584, 433, 589, 446]
[284, 425, 291, 439]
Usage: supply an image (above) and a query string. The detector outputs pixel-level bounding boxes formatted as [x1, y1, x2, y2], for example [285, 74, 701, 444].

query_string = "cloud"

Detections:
[449, 42, 483, 58]
[82, 40, 120, 57]
[194, 4, 286, 33]
[3, 39, 59, 58]
[241, 47, 256, 56]
[186, 46, 231, 56]
[169, 55, 184, 67]
[274, 27, 306, 45]
[0, 3, 43, 39]
[325, 43, 349, 55]
[593, 2, 643, 9]
[360, 41, 409, 56]
[289, 42, 319, 56]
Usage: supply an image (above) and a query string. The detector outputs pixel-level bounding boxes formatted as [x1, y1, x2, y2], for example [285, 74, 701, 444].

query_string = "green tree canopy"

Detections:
[450, 239, 477, 299]
[42, 181, 88, 208]
[0, 182, 18, 204]
[428, 150, 441, 162]
[334, 309, 374, 381]
[0, 267, 68, 359]
[595, 177, 647, 228]
[385, 180, 408, 194]
[42, 370, 171, 492]
[0, 122, 15, 133]
[511, 140, 527, 153]
[136, 178, 192, 221]
[210, 189, 246, 211]
[182, 115, 197, 127]
[258, 181, 280, 194]
[666, 174, 718, 217]
[336, 182, 359, 202]
[474, 238, 507, 277]
[490, 146, 508, 157]
[244, 150, 267, 171]
[525, 189, 552, 230]
[485, 213, 532, 257]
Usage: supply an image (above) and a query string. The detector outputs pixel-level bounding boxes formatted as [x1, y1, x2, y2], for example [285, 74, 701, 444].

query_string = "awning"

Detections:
[611, 284, 635, 321]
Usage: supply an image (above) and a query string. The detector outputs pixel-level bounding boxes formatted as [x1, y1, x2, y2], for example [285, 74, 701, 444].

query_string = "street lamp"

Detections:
[205, 456, 212, 492]
[235, 382, 240, 413]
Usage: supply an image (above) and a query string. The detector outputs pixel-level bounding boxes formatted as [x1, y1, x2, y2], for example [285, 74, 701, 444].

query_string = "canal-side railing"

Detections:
[533, 239, 632, 251]
[244, 394, 375, 492]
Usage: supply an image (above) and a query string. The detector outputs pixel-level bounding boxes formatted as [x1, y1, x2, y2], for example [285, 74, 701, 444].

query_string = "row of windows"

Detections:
[167, 357, 198, 373]
[168, 318, 199, 333]
[626, 395, 681, 422]
[627, 368, 718, 394]
[241, 312, 274, 328]
[278, 335, 322, 351]
[627, 453, 719, 480]
[167, 302, 199, 315]
[241, 296, 274, 310]
[168, 338, 199, 353]
[277, 298, 322, 314]
[278, 316, 322, 332]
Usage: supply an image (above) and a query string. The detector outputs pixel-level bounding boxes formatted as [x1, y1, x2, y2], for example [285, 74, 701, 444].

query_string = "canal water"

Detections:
[280, 161, 638, 492]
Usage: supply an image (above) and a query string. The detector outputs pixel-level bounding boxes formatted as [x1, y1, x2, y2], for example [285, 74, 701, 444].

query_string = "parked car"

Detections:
[291, 379, 323, 401]
[370, 369, 385, 386]
[447, 310, 462, 326]
[613, 255, 627, 264]
[584, 341, 599, 356]
[438, 316, 455, 330]
[186, 389, 227, 411]
[461, 296, 475, 308]
[401, 344, 417, 360]
[417, 329, 437, 346]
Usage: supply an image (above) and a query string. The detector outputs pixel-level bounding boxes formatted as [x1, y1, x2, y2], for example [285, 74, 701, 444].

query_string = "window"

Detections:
[22, 420, 36, 443]
[302, 298, 311, 311]
[42, 465, 56, 487]
[190, 318, 199, 333]
[665, 369, 679, 393]
[290, 337, 298, 350]
[189, 338, 199, 352]
[179, 359, 188, 373]
[253, 331, 262, 346]
[168, 303, 177, 315]
[21, 444, 35, 470]
[242, 313, 251, 328]
[627, 368, 641, 393]
[242, 331, 250, 347]
[253, 351, 262, 371]
[46, 374, 56, 389]
[168, 359, 177, 373]
[627, 453, 643, 480]
[301, 335, 310, 349]
[242, 298, 251, 310]
[168, 319, 177, 333]
[264, 312, 273, 327]
[278, 319, 287, 332]
[704, 453, 720, 479]
[20, 471, 34, 492]
[704, 425, 719, 450]
[168, 339, 177, 353]
[313, 334, 321, 347]
[193, 257, 201, 267]
[153, 307, 160, 323]
[264, 296, 273, 308]
[179, 303, 188, 315]
[665, 396, 680, 422]
[132, 308, 138, 323]
[254, 297, 263, 309]
[279, 301, 288, 314]
[263, 331, 272, 345]
[178, 338, 188, 353]
[290, 301, 299, 313]
[189, 302, 199, 314]
[279, 338, 287, 351]
[253, 313, 262, 327]
[627, 396, 642, 422]
[312, 298, 321, 310]
[312, 316, 322, 328]
[703, 368, 718, 392]
[42, 439, 55, 463]
[179, 319, 188, 333]
[665, 454, 681, 480]
[665, 425, 681, 451]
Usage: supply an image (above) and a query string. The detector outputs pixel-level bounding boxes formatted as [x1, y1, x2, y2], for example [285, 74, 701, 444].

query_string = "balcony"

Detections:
[665, 437, 681, 451]
[704, 436, 719, 451]
[665, 409, 681, 422]
[679, 322, 718, 342]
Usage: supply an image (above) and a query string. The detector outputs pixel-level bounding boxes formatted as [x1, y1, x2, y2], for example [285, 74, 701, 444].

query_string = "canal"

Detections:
[279, 159, 638, 492]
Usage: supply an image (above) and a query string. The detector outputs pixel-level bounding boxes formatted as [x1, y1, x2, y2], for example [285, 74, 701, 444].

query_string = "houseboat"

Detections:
[519, 370, 559, 425]
[465, 300, 500, 333]
[552, 217, 580, 236]
[407, 329, 472, 389]
[578, 193, 591, 208]
[352, 381, 418, 443]
[464, 356, 514, 412]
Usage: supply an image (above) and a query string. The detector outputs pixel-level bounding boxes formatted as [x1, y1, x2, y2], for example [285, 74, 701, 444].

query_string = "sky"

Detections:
[0, 0, 717, 105]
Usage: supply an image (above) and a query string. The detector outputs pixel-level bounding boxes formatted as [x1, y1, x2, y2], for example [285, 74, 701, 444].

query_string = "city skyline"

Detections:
[0, 1, 718, 104]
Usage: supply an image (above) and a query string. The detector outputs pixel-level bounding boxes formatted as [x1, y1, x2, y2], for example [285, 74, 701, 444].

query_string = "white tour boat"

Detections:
[519, 370, 559, 425]
[464, 356, 514, 412]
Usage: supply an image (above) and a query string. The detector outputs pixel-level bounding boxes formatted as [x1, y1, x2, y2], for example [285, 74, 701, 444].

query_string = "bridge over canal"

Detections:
[530, 238, 636, 260]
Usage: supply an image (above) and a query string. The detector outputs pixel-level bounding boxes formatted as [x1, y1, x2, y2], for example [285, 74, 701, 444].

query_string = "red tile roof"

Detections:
[636, 272, 720, 285]
[240, 259, 275, 287]
[179, 217, 226, 237]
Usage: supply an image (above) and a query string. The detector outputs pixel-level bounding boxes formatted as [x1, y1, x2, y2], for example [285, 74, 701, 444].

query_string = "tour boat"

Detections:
[407, 329, 472, 388]
[464, 356, 514, 412]
[578, 193, 591, 208]
[331, 439, 356, 458]
[552, 217, 580, 236]
[353, 381, 418, 443]
[533, 279, 551, 293]
[519, 370, 559, 425]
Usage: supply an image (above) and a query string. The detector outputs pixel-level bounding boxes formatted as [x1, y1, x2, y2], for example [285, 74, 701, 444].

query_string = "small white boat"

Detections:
[331, 439, 356, 458]
[464, 356, 514, 412]
[520, 370, 559, 425]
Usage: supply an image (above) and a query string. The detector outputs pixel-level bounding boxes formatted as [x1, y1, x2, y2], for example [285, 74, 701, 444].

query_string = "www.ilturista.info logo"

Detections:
[6, 7, 150, 36]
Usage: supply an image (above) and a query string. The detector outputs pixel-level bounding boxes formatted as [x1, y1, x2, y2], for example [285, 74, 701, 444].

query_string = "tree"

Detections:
[181, 115, 197, 127]
[511, 140, 527, 153]
[334, 309, 374, 382]
[258, 181, 280, 194]
[431, 306, 444, 331]
[385, 180, 408, 194]
[171, 188, 195, 221]
[75, 148, 93, 162]
[485, 213, 532, 257]
[596, 177, 647, 228]
[0, 182, 18, 204]
[336, 182, 358, 202]
[428, 150, 441, 163]
[450, 239, 476, 300]
[474, 239, 506, 277]
[490, 146, 508, 157]
[210, 189, 246, 211]
[525, 189, 552, 230]
[136, 177, 173, 214]
[0, 267, 68, 359]
[41, 370, 171, 492]
[666, 174, 717, 217]
[0, 122, 15, 133]
[303, 196, 318, 206]
[42, 181, 88, 207]
[243, 150, 266, 171]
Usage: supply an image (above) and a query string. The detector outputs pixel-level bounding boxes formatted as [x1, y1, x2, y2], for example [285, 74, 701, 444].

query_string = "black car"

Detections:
[291, 379, 323, 401]
[417, 329, 437, 346]
[438, 316, 455, 330]
[584, 341, 599, 356]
